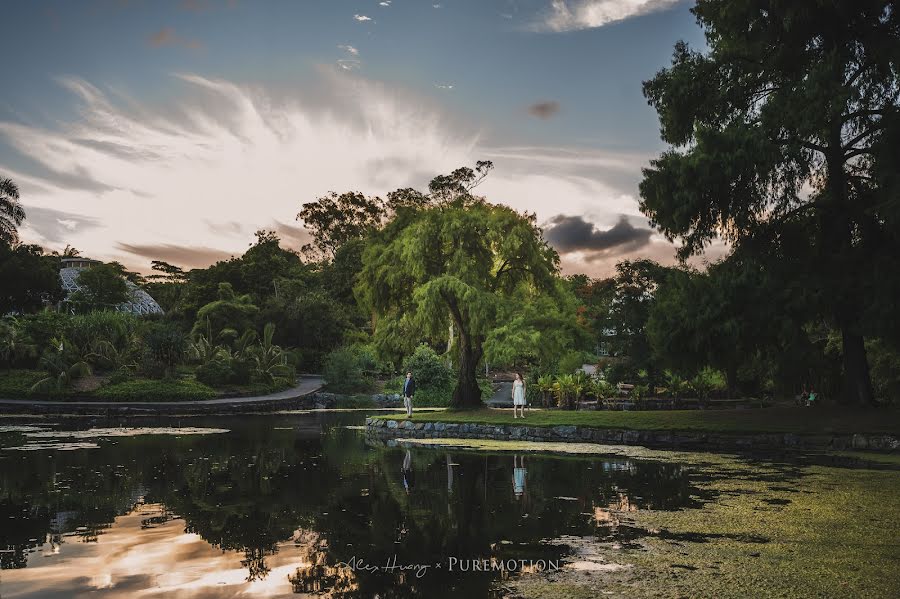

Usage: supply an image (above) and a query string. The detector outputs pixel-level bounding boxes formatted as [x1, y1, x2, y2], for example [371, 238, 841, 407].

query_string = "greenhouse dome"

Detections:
[59, 258, 164, 316]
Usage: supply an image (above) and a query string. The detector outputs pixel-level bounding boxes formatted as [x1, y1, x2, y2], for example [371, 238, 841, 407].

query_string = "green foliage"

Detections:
[0, 243, 64, 314]
[639, 1, 899, 405]
[195, 358, 234, 387]
[298, 191, 386, 260]
[248, 323, 294, 385]
[0, 317, 37, 368]
[0, 369, 45, 397]
[484, 279, 589, 371]
[30, 338, 92, 396]
[323, 346, 373, 393]
[141, 322, 187, 378]
[867, 340, 900, 405]
[356, 163, 559, 408]
[94, 378, 216, 401]
[70, 263, 129, 309]
[557, 350, 588, 375]
[191, 282, 259, 342]
[402, 344, 453, 391]
[691, 367, 728, 404]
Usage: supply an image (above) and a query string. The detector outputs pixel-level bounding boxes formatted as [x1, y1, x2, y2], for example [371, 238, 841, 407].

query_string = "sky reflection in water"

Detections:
[0, 413, 696, 597]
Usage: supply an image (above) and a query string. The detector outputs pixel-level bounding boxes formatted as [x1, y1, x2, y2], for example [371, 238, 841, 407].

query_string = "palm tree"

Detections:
[0, 177, 26, 245]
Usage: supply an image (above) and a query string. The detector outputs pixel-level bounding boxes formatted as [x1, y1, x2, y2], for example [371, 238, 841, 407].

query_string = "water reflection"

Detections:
[0, 413, 696, 597]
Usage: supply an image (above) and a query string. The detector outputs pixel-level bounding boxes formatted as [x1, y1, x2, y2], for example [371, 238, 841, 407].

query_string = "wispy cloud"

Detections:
[116, 243, 234, 269]
[379, 1, 392, 6]
[338, 44, 359, 56]
[353, 14, 372, 22]
[530, 0, 681, 32]
[337, 59, 361, 71]
[434, 84, 454, 90]
[528, 100, 560, 119]
[147, 27, 202, 49]
[0, 71, 687, 277]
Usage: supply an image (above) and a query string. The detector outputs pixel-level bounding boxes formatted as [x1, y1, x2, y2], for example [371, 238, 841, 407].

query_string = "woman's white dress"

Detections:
[513, 380, 526, 406]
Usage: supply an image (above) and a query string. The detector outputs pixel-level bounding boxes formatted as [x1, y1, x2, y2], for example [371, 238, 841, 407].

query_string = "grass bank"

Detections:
[371, 406, 900, 435]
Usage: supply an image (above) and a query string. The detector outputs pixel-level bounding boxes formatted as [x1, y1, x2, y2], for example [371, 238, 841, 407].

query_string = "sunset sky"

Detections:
[0, 0, 724, 276]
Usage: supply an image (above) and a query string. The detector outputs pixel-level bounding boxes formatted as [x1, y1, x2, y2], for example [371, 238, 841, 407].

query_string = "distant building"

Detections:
[59, 258, 164, 315]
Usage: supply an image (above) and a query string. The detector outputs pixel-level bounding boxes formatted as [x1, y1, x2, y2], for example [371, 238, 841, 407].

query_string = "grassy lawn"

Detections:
[371, 406, 900, 435]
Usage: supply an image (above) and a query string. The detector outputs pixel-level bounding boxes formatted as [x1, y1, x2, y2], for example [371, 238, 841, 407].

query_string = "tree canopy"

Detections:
[639, 0, 899, 405]
[356, 164, 559, 408]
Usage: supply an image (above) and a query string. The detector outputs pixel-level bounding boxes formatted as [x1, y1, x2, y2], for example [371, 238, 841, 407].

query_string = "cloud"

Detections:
[116, 243, 234, 269]
[0, 70, 699, 276]
[379, 1, 392, 6]
[338, 44, 359, 56]
[353, 14, 372, 21]
[18, 205, 103, 245]
[434, 84, 454, 90]
[528, 100, 560, 119]
[530, 0, 681, 32]
[543, 214, 654, 259]
[147, 27, 202, 49]
[337, 59, 361, 71]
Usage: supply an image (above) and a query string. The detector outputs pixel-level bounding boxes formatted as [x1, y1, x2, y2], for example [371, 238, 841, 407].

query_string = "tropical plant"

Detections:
[691, 367, 727, 406]
[250, 323, 293, 384]
[589, 377, 615, 400]
[0, 177, 25, 245]
[553, 373, 576, 410]
[537, 374, 555, 407]
[0, 317, 37, 368]
[30, 338, 92, 395]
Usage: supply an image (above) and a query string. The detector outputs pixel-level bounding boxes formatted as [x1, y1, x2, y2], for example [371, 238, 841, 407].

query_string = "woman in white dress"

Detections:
[512, 372, 526, 419]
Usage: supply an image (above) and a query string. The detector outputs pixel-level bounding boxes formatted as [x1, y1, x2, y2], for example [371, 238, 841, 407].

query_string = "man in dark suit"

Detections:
[403, 371, 415, 418]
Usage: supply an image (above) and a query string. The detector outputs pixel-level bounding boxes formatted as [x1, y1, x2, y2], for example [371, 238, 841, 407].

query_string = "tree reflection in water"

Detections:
[0, 413, 696, 597]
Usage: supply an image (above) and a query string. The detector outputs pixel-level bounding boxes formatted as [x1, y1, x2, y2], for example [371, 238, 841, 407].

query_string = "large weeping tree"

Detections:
[356, 163, 559, 408]
[640, 0, 899, 406]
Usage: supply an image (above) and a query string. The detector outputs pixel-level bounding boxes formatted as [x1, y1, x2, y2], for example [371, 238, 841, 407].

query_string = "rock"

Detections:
[386, 420, 398, 429]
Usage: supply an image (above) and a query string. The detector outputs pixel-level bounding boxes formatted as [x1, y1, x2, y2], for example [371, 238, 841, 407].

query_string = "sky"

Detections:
[0, 0, 723, 277]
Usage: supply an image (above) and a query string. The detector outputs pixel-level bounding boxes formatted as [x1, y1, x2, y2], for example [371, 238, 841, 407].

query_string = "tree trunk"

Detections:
[823, 126, 875, 407]
[838, 320, 876, 406]
[451, 329, 483, 409]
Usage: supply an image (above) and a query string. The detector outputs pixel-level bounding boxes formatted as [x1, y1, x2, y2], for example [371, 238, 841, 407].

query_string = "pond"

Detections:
[0, 412, 897, 598]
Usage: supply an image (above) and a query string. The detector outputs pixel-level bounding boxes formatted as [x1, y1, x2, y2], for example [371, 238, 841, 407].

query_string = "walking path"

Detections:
[0, 376, 323, 414]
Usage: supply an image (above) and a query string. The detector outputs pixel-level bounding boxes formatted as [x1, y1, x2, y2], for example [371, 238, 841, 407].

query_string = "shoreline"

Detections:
[365, 417, 900, 452]
[0, 376, 324, 415]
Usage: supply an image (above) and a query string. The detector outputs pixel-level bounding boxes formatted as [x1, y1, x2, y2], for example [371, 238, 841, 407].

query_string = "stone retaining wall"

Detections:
[365, 418, 900, 452]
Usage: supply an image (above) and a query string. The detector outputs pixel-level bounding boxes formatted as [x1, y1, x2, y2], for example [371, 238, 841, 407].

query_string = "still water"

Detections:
[0, 412, 698, 597]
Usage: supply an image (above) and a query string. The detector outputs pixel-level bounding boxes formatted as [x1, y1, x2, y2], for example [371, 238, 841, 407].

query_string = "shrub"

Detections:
[195, 358, 234, 387]
[323, 347, 372, 393]
[68, 311, 137, 352]
[691, 367, 727, 403]
[402, 344, 453, 390]
[604, 361, 639, 386]
[94, 378, 217, 401]
[557, 350, 588, 375]
[21, 311, 70, 352]
[0, 369, 46, 397]
[142, 323, 186, 369]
